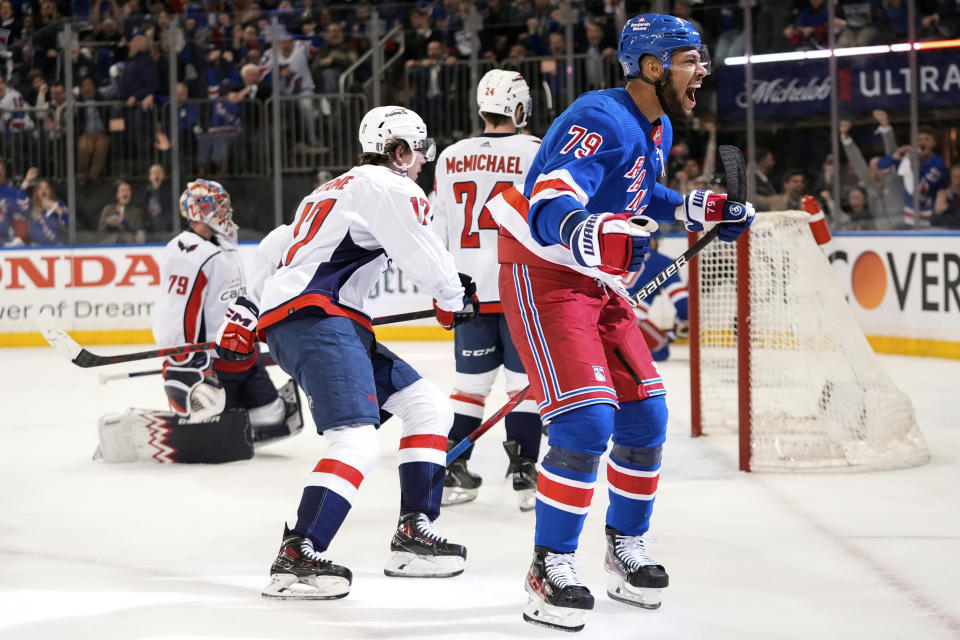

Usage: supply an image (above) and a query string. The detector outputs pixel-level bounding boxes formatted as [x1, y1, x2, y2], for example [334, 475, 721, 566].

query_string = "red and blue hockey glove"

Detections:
[434, 272, 479, 330]
[215, 295, 259, 361]
[678, 189, 755, 242]
[162, 352, 226, 420]
[560, 212, 656, 274]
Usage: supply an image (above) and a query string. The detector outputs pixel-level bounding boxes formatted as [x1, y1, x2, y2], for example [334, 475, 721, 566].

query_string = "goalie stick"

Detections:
[40, 309, 438, 368]
[446, 386, 529, 466]
[630, 145, 747, 306]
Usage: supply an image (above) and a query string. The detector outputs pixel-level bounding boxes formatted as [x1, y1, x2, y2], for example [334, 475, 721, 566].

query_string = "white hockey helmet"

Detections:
[358, 106, 436, 164]
[179, 179, 237, 241]
[477, 69, 532, 129]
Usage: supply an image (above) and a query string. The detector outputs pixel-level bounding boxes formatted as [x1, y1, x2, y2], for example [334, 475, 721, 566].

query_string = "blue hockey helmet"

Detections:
[618, 14, 711, 79]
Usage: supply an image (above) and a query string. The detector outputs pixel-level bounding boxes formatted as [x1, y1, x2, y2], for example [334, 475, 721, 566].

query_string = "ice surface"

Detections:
[1, 342, 959, 639]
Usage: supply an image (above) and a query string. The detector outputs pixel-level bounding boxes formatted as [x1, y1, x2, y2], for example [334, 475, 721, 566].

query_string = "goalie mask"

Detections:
[358, 106, 436, 170]
[179, 179, 237, 241]
[477, 69, 532, 129]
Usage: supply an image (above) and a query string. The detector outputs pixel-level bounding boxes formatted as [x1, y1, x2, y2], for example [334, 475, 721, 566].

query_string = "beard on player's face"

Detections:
[658, 70, 693, 123]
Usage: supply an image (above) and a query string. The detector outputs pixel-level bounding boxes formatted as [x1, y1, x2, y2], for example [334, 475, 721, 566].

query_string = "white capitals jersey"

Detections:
[432, 133, 540, 308]
[152, 230, 245, 349]
[257, 165, 465, 333]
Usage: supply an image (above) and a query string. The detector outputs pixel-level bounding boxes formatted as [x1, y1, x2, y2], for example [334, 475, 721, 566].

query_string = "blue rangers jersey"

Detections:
[623, 248, 689, 320]
[487, 88, 683, 295]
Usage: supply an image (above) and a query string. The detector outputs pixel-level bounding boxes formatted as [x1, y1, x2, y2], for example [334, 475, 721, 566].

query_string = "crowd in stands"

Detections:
[0, 0, 956, 245]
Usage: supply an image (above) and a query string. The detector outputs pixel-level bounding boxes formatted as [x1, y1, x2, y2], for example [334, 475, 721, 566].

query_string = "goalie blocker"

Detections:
[95, 380, 304, 463]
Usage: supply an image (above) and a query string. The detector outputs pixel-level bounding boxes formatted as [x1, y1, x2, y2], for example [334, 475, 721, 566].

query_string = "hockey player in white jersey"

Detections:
[214, 106, 480, 599]
[432, 69, 543, 511]
[96, 180, 302, 465]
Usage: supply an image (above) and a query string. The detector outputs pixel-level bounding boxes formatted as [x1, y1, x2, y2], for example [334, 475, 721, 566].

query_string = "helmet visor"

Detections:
[411, 137, 436, 162]
[664, 44, 711, 76]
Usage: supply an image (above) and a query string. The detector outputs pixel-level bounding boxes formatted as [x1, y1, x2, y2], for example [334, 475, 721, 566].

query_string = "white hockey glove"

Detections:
[673, 318, 690, 340]
[215, 295, 259, 361]
[677, 189, 755, 242]
[162, 352, 226, 421]
[434, 273, 479, 330]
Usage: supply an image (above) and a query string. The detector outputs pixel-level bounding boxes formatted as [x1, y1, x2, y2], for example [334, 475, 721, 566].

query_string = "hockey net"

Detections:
[689, 211, 928, 472]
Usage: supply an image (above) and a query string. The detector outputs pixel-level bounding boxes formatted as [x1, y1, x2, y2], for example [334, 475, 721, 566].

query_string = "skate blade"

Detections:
[383, 551, 465, 578]
[515, 487, 536, 512]
[605, 573, 662, 609]
[441, 486, 478, 506]
[261, 573, 350, 600]
[522, 593, 586, 632]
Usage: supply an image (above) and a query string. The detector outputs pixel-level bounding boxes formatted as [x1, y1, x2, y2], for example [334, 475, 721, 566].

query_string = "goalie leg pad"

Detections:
[96, 408, 253, 463]
[252, 379, 305, 446]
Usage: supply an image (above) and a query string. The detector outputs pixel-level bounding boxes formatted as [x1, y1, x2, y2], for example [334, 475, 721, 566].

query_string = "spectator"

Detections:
[98, 179, 145, 244]
[407, 39, 456, 143]
[312, 23, 358, 94]
[542, 31, 570, 109]
[673, 1, 705, 35]
[838, 110, 904, 230]
[67, 43, 102, 88]
[198, 80, 242, 177]
[756, 168, 808, 212]
[932, 165, 960, 229]
[405, 9, 437, 65]
[41, 82, 67, 139]
[878, 125, 947, 226]
[227, 63, 271, 102]
[784, 0, 844, 50]
[0, 74, 35, 133]
[753, 147, 778, 200]
[32, 0, 61, 80]
[581, 18, 617, 91]
[713, 0, 745, 65]
[142, 162, 173, 235]
[25, 178, 67, 245]
[261, 32, 323, 152]
[0, 162, 32, 245]
[836, 0, 880, 47]
[838, 185, 873, 229]
[119, 33, 160, 168]
[76, 76, 110, 184]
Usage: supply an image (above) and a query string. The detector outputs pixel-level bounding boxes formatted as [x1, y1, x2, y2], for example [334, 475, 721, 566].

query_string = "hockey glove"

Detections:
[560, 212, 656, 274]
[678, 189, 755, 242]
[434, 272, 479, 330]
[673, 318, 690, 340]
[215, 295, 259, 361]
[162, 352, 226, 420]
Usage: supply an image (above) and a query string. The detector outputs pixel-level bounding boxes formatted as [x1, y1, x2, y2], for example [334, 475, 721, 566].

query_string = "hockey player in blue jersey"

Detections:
[624, 230, 689, 361]
[486, 13, 755, 632]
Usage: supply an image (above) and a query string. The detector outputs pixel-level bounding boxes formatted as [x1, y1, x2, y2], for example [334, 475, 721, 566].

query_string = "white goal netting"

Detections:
[694, 211, 929, 471]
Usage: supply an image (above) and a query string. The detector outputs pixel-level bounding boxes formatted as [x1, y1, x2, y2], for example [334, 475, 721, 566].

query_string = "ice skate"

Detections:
[603, 525, 669, 609]
[503, 440, 537, 512]
[523, 545, 594, 632]
[441, 457, 482, 506]
[384, 512, 467, 578]
[261, 524, 352, 600]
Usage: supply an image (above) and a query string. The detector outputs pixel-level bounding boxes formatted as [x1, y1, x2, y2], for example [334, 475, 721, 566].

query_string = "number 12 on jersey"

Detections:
[454, 180, 513, 248]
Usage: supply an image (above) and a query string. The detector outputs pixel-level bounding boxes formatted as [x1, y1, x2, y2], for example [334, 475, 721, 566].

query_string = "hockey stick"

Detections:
[446, 386, 529, 466]
[40, 308, 438, 368]
[629, 145, 747, 306]
[96, 353, 279, 384]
